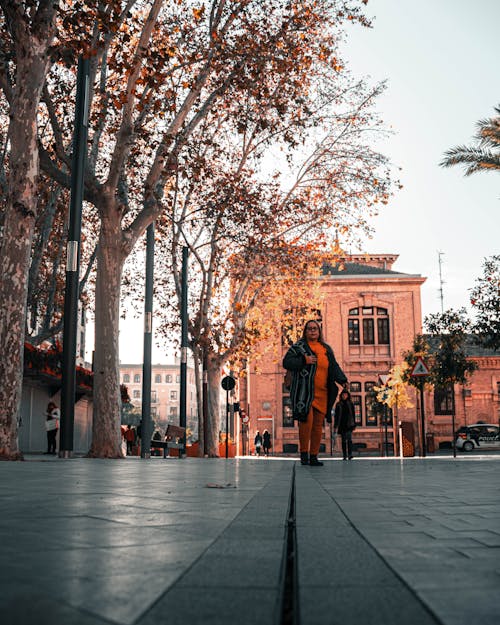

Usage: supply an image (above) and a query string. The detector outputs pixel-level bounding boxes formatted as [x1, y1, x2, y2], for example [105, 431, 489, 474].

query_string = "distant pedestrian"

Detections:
[254, 431, 263, 456]
[124, 425, 136, 455]
[44, 401, 60, 455]
[283, 319, 348, 466]
[262, 430, 272, 456]
[334, 389, 356, 460]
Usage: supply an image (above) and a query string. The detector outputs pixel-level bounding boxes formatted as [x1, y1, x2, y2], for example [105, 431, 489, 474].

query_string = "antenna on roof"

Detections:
[437, 250, 445, 312]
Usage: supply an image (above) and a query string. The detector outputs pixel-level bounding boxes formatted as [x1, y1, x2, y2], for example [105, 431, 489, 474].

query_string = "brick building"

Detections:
[119, 362, 199, 439]
[425, 341, 500, 449]
[240, 254, 500, 456]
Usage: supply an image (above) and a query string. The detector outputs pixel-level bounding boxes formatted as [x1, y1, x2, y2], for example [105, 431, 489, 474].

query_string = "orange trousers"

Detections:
[299, 406, 325, 455]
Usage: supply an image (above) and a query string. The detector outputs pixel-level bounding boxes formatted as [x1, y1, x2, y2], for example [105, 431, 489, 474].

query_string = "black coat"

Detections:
[334, 400, 356, 433]
[283, 338, 347, 422]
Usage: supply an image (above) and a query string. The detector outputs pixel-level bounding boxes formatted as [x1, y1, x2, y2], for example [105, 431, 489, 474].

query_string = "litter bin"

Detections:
[426, 433, 435, 453]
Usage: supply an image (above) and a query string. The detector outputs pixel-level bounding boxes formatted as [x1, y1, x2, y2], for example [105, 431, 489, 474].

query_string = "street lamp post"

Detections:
[140, 222, 154, 459]
[179, 246, 188, 455]
[60, 56, 90, 458]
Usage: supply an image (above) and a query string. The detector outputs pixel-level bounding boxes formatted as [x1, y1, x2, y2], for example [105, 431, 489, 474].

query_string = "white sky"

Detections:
[345, 0, 499, 317]
[89, 0, 499, 365]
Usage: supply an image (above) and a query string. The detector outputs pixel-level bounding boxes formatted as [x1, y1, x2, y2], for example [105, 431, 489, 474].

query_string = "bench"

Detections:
[150, 424, 186, 458]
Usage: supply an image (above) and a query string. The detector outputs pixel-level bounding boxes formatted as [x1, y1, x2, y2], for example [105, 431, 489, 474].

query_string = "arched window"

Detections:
[154, 374, 161, 383]
[123, 373, 130, 383]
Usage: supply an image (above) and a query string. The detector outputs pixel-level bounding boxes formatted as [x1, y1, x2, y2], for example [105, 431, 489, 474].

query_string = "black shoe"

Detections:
[309, 455, 323, 466]
[343, 457, 347, 461]
[348, 456, 353, 460]
[300, 452, 309, 465]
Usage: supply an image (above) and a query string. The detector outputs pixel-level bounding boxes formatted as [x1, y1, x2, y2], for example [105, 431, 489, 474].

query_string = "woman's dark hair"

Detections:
[340, 389, 351, 400]
[302, 319, 324, 343]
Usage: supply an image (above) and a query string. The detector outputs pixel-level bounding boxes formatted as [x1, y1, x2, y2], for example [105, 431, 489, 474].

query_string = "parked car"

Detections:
[455, 423, 500, 452]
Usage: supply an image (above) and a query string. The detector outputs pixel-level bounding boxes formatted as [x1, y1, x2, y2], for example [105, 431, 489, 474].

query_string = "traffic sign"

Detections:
[221, 375, 236, 391]
[410, 357, 430, 377]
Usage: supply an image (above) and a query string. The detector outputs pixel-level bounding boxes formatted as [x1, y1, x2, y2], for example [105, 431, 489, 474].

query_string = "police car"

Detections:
[455, 423, 500, 452]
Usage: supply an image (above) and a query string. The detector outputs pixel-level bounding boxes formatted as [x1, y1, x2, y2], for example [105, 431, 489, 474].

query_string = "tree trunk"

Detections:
[0, 204, 35, 460]
[88, 214, 124, 458]
[192, 347, 205, 456]
[0, 40, 54, 459]
[206, 354, 223, 457]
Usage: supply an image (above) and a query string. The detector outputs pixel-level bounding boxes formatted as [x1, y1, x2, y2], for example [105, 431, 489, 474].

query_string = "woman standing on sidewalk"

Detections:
[262, 430, 272, 456]
[254, 431, 263, 455]
[44, 401, 60, 455]
[283, 319, 347, 466]
[334, 389, 356, 460]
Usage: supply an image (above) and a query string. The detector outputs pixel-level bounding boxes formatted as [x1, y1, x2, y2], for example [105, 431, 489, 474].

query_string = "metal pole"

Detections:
[140, 222, 154, 458]
[451, 386, 457, 458]
[393, 396, 399, 457]
[179, 246, 188, 455]
[230, 400, 235, 455]
[60, 56, 90, 458]
[202, 352, 208, 456]
[384, 405, 389, 456]
[271, 414, 274, 456]
[225, 388, 229, 459]
[420, 381, 427, 457]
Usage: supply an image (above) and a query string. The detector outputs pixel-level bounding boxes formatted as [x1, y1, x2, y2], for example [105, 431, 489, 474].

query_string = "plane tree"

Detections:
[0, 0, 103, 459]
[34, 0, 377, 458]
[150, 71, 395, 455]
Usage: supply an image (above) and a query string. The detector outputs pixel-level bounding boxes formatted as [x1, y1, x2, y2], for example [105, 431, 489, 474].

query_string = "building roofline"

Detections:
[320, 273, 426, 283]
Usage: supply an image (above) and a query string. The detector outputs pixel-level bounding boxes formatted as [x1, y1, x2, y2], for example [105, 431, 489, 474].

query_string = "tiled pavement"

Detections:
[1, 454, 499, 625]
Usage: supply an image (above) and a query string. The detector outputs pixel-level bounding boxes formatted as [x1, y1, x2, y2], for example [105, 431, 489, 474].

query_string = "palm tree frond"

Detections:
[442, 105, 500, 176]
[440, 146, 500, 175]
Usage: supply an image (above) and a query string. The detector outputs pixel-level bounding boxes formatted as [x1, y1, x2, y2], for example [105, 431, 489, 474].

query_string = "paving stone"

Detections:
[2, 454, 500, 625]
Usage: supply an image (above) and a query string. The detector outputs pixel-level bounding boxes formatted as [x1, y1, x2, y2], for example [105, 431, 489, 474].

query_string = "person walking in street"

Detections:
[283, 319, 348, 466]
[254, 431, 263, 456]
[334, 389, 356, 460]
[44, 401, 60, 455]
[262, 429, 272, 456]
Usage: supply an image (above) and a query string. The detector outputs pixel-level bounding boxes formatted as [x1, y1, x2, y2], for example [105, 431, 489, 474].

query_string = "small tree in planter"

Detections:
[374, 363, 414, 456]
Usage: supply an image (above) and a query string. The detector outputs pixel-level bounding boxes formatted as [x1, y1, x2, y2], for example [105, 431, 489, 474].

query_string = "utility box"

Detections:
[400, 421, 415, 457]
